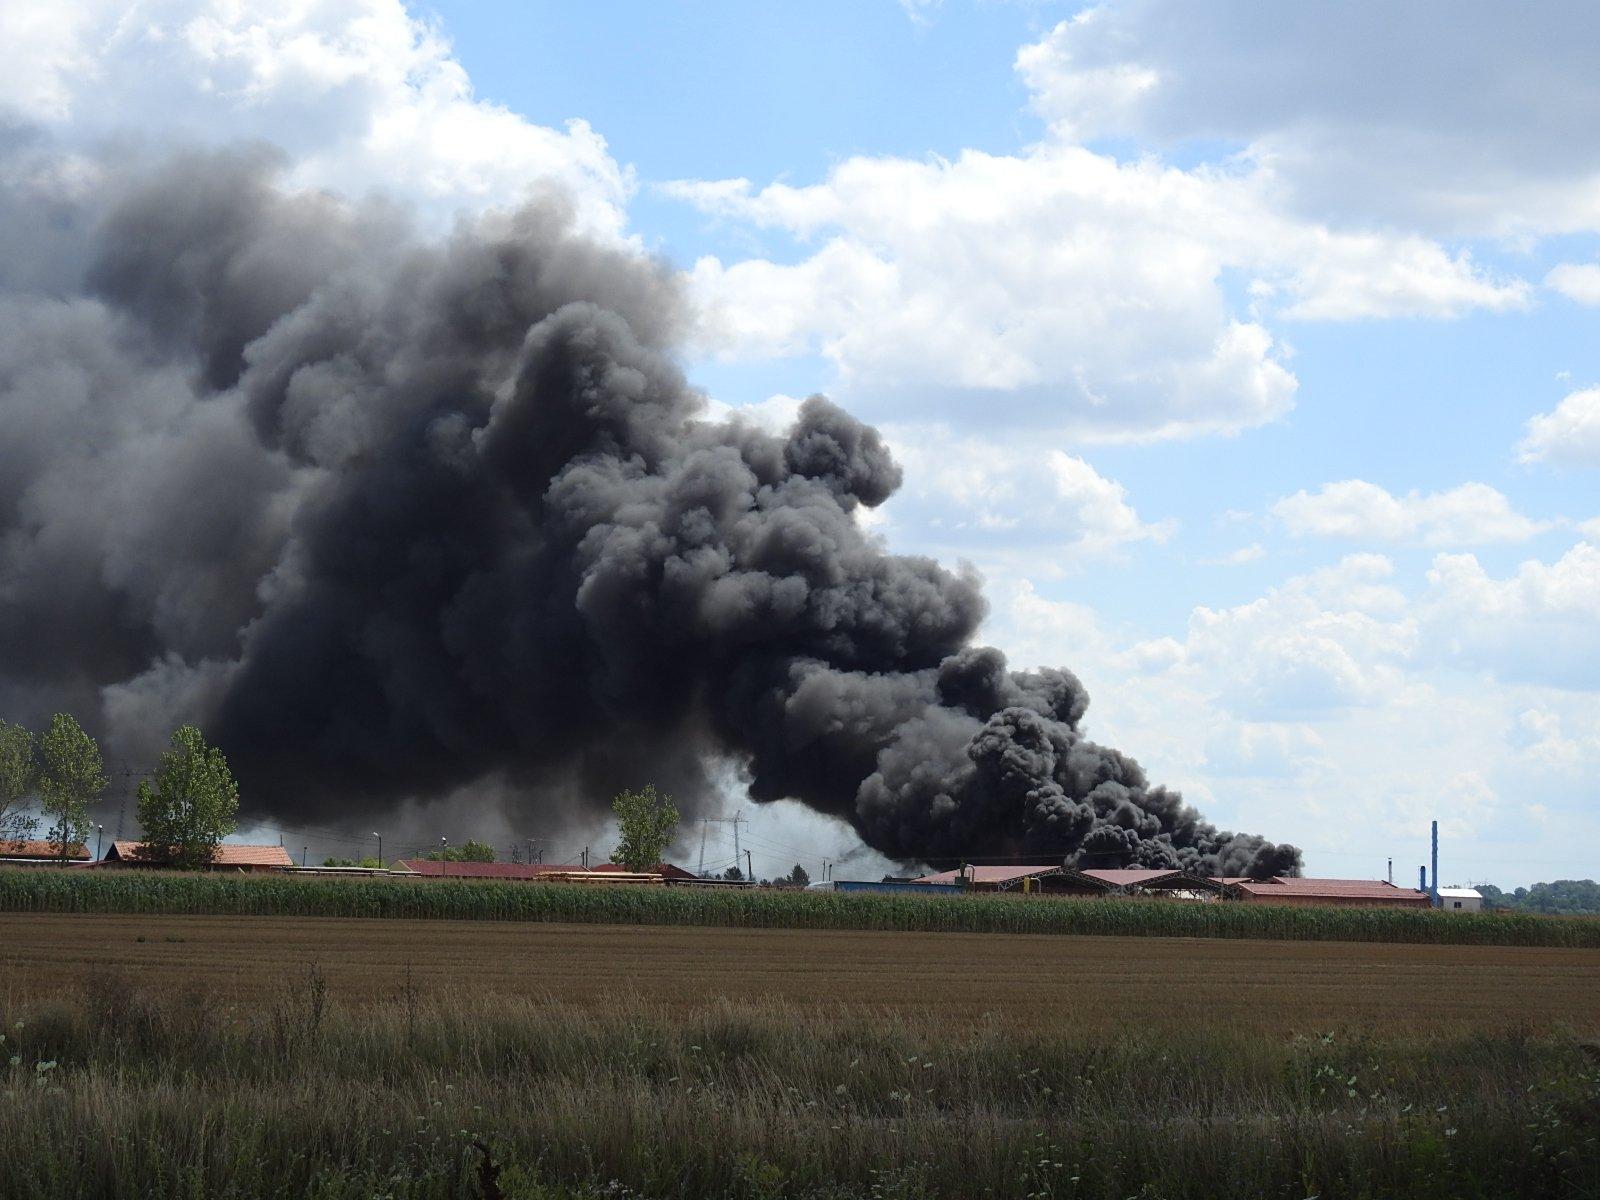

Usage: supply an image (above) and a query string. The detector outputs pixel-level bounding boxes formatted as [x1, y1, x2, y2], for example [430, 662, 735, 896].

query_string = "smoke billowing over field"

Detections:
[0, 149, 1299, 876]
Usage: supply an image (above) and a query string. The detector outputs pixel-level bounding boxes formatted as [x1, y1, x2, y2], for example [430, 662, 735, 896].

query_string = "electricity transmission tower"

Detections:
[697, 811, 745, 878]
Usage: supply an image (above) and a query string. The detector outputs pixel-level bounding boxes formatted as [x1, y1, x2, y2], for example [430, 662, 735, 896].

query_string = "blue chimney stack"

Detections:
[1430, 819, 1440, 908]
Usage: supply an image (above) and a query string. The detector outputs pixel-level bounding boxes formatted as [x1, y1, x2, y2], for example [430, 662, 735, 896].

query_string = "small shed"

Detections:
[1436, 886, 1483, 912]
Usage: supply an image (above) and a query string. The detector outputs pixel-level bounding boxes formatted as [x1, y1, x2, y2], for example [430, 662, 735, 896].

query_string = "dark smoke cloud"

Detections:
[0, 147, 1300, 877]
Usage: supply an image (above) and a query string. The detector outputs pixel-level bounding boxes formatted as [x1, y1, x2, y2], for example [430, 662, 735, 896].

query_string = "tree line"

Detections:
[0, 716, 238, 868]
[1478, 879, 1600, 916]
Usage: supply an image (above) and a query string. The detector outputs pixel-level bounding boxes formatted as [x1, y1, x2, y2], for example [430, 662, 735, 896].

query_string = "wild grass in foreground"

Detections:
[3, 868, 1599, 947]
[0, 971, 1596, 1200]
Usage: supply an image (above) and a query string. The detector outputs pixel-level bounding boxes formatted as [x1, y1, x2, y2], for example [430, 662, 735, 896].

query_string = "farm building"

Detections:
[0, 839, 90, 866]
[1079, 868, 1226, 899]
[1437, 886, 1484, 912]
[98, 841, 293, 871]
[911, 865, 1110, 895]
[1227, 877, 1431, 908]
[389, 859, 663, 884]
[589, 861, 699, 881]
[823, 879, 964, 896]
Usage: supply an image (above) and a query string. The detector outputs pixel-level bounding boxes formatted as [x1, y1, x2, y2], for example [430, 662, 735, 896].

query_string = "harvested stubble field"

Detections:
[3, 912, 1600, 1034]
[2, 911, 1599, 1200]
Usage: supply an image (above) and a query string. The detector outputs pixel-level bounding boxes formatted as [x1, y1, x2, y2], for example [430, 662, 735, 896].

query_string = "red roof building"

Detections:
[0, 839, 90, 863]
[389, 859, 666, 885]
[1227, 876, 1431, 908]
[100, 840, 293, 871]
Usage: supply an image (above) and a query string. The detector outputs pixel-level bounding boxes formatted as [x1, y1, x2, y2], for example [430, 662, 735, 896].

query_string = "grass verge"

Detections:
[1, 972, 1597, 1199]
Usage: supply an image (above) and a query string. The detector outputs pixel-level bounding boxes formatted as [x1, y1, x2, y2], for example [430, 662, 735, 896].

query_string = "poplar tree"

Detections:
[609, 784, 680, 873]
[0, 720, 38, 847]
[136, 725, 239, 870]
[36, 713, 106, 860]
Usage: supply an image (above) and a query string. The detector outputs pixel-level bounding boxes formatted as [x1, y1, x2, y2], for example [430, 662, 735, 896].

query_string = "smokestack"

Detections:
[0, 151, 1304, 878]
[1419, 865, 1427, 893]
[1430, 820, 1440, 908]
[1387, 857, 1392, 884]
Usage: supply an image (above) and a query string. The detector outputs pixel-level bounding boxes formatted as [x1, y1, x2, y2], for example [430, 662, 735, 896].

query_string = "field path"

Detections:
[3, 913, 1595, 1033]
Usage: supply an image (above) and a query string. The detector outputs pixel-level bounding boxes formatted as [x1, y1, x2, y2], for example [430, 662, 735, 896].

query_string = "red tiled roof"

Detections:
[590, 861, 697, 880]
[1232, 876, 1429, 901]
[107, 840, 293, 867]
[0, 839, 90, 860]
[913, 864, 1065, 885]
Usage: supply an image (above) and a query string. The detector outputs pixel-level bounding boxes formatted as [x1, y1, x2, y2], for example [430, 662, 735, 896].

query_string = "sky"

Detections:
[3, 0, 1598, 886]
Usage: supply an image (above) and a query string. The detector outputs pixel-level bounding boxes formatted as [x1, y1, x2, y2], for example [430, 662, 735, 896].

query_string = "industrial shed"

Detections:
[99, 841, 293, 872]
[911, 865, 1111, 896]
[1079, 868, 1227, 899]
[1228, 877, 1431, 908]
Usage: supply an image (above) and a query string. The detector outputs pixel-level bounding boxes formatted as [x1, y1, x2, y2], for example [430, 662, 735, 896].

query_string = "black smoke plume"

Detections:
[0, 149, 1300, 877]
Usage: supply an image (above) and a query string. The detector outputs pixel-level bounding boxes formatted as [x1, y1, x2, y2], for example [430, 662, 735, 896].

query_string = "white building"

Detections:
[1436, 886, 1483, 912]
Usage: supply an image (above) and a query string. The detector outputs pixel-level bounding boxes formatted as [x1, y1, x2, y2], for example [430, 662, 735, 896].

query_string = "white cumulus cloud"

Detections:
[1518, 388, 1600, 467]
[1273, 480, 1552, 546]
[0, 0, 634, 238]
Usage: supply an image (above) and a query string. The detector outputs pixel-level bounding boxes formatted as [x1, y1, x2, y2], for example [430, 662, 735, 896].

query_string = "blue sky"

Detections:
[5, 0, 1599, 884]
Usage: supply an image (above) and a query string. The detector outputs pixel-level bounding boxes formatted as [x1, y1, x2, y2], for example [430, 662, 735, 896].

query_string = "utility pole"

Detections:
[698, 820, 709, 877]
[95, 824, 103, 862]
[745, 848, 753, 884]
[301, 846, 307, 867]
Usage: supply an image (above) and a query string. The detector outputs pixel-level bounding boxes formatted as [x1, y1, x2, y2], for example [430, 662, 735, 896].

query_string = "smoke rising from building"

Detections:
[0, 148, 1300, 876]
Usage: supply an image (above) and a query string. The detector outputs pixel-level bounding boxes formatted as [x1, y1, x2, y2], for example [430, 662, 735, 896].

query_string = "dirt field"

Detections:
[3, 912, 1595, 1033]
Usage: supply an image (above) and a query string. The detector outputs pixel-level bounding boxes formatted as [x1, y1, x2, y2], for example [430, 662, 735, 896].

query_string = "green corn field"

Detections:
[1, 869, 1596, 947]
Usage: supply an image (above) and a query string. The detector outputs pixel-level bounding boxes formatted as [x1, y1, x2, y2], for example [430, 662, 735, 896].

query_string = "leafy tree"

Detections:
[36, 713, 106, 861]
[787, 863, 811, 888]
[1478, 879, 1600, 916]
[136, 725, 239, 870]
[323, 856, 383, 869]
[609, 784, 680, 873]
[721, 866, 743, 882]
[0, 720, 38, 847]
[424, 839, 496, 862]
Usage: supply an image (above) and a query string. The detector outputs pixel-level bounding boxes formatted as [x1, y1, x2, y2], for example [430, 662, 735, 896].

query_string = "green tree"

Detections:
[609, 784, 680, 872]
[135, 725, 239, 870]
[786, 863, 810, 888]
[424, 839, 496, 863]
[0, 720, 38, 847]
[36, 713, 106, 861]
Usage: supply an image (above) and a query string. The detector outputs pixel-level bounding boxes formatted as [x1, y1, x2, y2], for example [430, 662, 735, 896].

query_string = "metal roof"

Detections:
[1436, 887, 1482, 899]
[1080, 868, 1219, 888]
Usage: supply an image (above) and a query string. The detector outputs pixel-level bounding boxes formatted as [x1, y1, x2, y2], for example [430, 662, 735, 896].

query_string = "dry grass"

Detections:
[3, 912, 1598, 1036]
